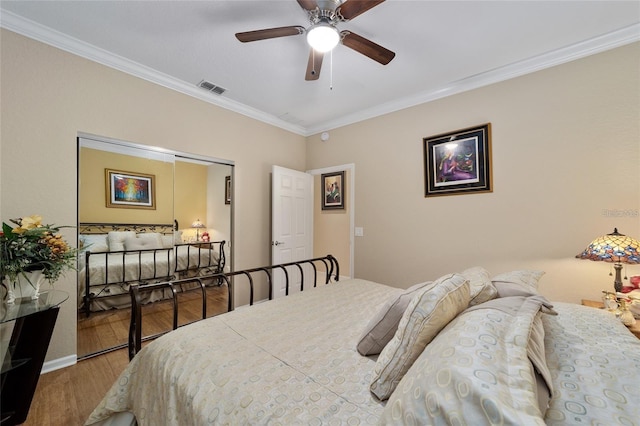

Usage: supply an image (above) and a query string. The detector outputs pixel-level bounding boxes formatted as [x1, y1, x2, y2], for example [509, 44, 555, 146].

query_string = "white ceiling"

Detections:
[1, 1, 639, 136]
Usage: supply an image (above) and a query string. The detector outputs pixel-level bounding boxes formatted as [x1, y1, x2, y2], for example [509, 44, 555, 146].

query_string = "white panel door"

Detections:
[271, 165, 313, 298]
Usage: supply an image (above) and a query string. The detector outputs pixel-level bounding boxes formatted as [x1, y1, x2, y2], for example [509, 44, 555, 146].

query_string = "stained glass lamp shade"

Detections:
[576, 228, 640, 292]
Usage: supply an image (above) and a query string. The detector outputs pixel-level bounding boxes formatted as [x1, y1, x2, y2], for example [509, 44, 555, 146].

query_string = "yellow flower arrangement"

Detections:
[0, 214, 77, 288]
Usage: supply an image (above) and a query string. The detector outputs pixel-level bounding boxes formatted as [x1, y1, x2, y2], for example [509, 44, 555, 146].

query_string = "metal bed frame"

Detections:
[128, 254, 340, 360]
[81, 240, 226, 316]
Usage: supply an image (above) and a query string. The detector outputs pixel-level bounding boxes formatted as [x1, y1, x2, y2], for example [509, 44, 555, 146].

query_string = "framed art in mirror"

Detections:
[105, 168, 156, 209]
[423, 123, 492, 197]
[225, 176, 231, 205]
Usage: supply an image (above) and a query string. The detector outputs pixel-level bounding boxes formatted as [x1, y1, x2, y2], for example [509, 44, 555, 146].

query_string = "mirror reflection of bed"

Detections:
[77, 135, 233, 359]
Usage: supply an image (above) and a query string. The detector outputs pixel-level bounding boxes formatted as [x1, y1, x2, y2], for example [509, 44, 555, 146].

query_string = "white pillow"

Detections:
[461, 266, 498, 306]
[79, 234, 109, 252]
[136, 232, 163, 245]
[161, 235, 175, 249]
[370, 273, 470, 401]
[174, 230, 184, 243]
[124, 235, 163, 251]
[107, 231, 136, 252]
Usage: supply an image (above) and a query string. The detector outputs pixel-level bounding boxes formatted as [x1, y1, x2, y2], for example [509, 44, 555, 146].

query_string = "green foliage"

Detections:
[0, 215, 77, 286]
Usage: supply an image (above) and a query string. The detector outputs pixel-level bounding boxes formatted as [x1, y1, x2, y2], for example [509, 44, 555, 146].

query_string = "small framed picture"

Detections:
[423, 123, 492, 197]
[321, 171, 345, 210]
[225, 176, 231, 205]
[105, 169, 156, 209]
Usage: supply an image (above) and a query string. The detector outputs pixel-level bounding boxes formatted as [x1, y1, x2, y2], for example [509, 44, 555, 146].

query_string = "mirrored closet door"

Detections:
[77, 135, 233, 359]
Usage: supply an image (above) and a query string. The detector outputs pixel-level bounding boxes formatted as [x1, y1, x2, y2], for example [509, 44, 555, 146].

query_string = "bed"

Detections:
[85, 260, 640, 425]
[78, 223, 225, 314]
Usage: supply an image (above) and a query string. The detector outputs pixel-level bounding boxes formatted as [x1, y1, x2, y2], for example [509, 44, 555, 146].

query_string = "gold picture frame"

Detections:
[105, 169, 156, 209]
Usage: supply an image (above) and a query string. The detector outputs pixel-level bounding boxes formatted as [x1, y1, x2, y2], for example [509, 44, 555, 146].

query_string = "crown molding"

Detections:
[306, 23, 640, 135]
[2, 10, 638, 137]
[0, 10, 308, 136]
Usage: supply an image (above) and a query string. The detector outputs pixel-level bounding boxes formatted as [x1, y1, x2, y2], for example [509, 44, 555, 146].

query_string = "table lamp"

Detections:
[191, 219, 206, 241]
[576, 228, 640, 292]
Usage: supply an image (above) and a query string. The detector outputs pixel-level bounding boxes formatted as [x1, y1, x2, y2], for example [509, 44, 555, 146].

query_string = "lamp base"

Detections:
[613, 263, 623, 292]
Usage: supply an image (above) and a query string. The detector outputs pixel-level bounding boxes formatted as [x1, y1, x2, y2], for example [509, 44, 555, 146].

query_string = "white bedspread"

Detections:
[78, 247, 221, 310]
[86, 279, 401, 425]
[543, 302, 640, 425]
[86, 280, 640, 425]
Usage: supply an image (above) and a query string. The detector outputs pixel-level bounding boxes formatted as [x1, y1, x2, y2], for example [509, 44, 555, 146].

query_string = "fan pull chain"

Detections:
[329, 49, 333, 91]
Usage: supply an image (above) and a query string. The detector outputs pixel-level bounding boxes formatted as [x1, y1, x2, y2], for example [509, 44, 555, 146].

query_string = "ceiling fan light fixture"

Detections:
[306, 23, 339, 52]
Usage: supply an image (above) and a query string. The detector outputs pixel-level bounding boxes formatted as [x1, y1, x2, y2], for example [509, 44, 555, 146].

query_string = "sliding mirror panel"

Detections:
[77, 135, 233, 359]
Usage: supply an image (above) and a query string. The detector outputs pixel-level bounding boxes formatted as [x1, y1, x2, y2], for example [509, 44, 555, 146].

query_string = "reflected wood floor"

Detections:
[24, 285, 228, 425]
[78, 283, 230, 357]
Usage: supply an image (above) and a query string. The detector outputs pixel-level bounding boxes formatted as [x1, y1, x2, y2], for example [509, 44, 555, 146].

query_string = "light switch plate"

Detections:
[355, 227, 364, 237]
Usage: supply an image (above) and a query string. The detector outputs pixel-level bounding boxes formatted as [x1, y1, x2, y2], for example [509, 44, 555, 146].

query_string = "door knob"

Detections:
[272, 241, 283, 246]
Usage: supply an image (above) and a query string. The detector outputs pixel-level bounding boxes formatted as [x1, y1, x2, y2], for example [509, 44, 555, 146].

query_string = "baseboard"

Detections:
[41, 354, 77, 374]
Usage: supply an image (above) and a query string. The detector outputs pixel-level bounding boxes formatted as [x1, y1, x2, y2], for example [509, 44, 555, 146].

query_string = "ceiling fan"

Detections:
[235, 0, 395, 81]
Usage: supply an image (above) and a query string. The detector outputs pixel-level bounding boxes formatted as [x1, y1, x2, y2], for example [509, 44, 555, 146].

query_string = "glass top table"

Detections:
[0, 290, 69, 324]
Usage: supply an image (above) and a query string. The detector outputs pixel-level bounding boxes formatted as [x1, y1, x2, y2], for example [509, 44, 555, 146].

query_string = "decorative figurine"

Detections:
[619, 299, 637, 326]
[602, 291, 619, 312]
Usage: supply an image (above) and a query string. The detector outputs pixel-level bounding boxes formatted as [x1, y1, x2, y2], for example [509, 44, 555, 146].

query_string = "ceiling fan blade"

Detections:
[297, 0, 318, 11]
[305, 49, 324, 81]
[340, 31, 395, 65]
[236, 26, 305, 43]
[337, 0, 385, 21]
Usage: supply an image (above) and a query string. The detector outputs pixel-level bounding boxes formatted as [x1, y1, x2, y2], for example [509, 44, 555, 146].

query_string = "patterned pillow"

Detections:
[370, 273, 470, 400]
[357, 281, 435, 356]
[460, 266, 497, 306]
[379, 297, 552, 424]
[492, 270, 545, 297]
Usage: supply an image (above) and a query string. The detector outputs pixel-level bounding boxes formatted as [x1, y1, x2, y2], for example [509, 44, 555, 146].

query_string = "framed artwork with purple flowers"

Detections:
[423, 123, 492, 197]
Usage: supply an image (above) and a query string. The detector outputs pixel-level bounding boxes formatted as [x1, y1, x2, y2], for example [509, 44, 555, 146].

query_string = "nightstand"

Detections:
[582, 299, 640, 339]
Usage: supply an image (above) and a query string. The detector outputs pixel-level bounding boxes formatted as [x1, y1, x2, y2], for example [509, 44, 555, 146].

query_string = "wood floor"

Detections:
[78, 282, 230, 357]
[23, 285, 228, 425]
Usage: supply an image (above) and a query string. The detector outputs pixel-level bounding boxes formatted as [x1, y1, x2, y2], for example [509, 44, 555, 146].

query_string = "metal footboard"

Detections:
[129, 254, 339, 360]
[81, 240, 226, 316]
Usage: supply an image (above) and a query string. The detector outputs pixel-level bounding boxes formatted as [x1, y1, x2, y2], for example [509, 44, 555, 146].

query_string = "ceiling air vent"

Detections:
[197, 80, 226, 95]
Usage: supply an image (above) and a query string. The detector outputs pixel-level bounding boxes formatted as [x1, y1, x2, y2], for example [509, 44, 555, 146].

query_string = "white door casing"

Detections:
[307, 163, 355, 280]
[271, 165, 313, 298]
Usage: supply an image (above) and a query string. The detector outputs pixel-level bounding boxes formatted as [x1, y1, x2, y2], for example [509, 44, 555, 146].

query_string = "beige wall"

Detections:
[207, 165, 232, 245]
[174, 160, 208, 240]
[79, 147, 174, 224]
[307, 42, 640, 304]
[0, 29, 306, 362]
[80, 147, 223, 241]
[313, 172, 351, 276]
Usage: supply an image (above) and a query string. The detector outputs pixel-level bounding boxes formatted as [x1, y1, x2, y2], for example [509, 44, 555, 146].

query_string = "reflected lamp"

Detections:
[191, 219, 206, 241]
